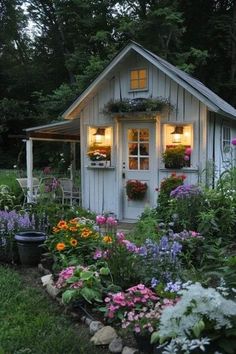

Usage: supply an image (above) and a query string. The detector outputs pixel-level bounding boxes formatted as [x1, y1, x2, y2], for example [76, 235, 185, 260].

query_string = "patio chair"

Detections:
[58, 178, 81, 206]
[16, 178, 40, 205]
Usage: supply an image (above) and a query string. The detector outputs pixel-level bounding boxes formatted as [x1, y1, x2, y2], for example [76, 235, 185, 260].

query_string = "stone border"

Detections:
[39, 263, 138, 354]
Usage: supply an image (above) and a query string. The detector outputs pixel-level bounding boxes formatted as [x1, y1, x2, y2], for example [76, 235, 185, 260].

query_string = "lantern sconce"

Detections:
[93, 127, 106, 144]
[171, 126, 183, 144]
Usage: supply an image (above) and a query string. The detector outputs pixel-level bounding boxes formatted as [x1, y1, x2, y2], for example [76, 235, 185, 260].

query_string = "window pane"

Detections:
[130, 70, 138, 80]
[140, 129, 149, 141]
[140, 143, 149, 155]
[140, 158, 149, 170]
[128, 129, 138, 141]
[139, 69, 147, 79]
[139, 79, 147, 89]
[129, 143, 138, 155]
[129, 158, 138, 170]
[130, 80, 139, 90]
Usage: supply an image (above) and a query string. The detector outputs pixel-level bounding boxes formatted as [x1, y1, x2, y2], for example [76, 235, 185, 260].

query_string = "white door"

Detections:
[122, 122, 156, 219]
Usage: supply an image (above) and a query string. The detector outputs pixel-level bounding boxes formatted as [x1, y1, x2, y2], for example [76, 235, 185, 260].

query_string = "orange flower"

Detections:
[103, 236, 113, 244]
[70, 239, 78, 247]
[69, 226, 78, 232]
[69, 218, 79, 224]
[56, 242, 66, 251]
[57, 220, 68, 230]
[81, 228, 92, 238]
[52, 227, 60, 233]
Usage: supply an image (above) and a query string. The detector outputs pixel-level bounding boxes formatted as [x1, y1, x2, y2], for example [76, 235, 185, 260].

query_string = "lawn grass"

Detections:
[0, 266, 108, 354]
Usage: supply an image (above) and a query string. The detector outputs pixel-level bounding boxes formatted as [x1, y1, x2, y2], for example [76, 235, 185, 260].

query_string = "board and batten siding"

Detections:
[207, 112, 236, 183]
[79, 51, 209, 217]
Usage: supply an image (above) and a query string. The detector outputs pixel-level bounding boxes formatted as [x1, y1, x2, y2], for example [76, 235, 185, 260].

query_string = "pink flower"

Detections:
[184, 155, 190, 161]
[104, 297, 111, 303]
[232, 138, 236, 146]
[106, 217, 117, 226]
[96, 215, 106, 225]
[116, 232, 125, 242]
[93, 249, 102, 260]
[185, 147, 192, 155]
[134, 326, 141, 333]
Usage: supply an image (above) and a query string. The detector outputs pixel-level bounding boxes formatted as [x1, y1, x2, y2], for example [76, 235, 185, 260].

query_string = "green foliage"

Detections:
[156, 173, 185, 221]
[0, 185, 16, 210]
[129, 207, 159, 244]
[0, 266, 107, 354]
[103, 97, 173, 114]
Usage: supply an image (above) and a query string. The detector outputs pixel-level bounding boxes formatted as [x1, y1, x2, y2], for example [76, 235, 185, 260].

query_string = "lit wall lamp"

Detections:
[93, 128, 105, 144]
[171, 126, 183, 143]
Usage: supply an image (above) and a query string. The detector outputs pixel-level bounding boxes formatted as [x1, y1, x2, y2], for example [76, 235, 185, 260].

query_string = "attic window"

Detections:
[130, 69, 147, 90]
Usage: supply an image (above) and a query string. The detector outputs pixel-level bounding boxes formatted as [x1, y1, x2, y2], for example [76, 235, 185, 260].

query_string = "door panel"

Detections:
[122, 122, 156, 219]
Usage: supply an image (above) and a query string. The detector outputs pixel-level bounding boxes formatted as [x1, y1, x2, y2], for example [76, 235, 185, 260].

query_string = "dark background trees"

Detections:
[1, 0, 236, 168]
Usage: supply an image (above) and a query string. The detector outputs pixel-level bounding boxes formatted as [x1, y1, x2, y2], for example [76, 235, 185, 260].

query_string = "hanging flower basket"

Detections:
[126, 180, 148, 200]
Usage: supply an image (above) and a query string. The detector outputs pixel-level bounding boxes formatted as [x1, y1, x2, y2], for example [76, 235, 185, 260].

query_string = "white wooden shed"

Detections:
[26, 41, 236, 220]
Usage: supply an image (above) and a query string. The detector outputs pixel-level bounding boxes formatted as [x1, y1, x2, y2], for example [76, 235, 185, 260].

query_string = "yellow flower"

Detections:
[81, 228, 92, 238]
[70, 239, 78, 247]
[103, 236, 112, 244]
[56, 242, 66, 251]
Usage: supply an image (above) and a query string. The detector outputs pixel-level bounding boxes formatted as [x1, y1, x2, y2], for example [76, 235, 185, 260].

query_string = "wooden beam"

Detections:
[27, 132, 80, 141]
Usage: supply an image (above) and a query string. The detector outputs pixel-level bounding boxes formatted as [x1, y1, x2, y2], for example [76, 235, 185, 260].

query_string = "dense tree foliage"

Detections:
[1, 0, 236, 167]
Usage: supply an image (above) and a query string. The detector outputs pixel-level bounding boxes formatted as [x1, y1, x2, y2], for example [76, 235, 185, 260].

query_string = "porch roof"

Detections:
[25, 119, 80, 142]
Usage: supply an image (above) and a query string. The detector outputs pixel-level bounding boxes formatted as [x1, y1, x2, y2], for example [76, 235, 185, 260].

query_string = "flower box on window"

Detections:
[89, 160, 111, 167]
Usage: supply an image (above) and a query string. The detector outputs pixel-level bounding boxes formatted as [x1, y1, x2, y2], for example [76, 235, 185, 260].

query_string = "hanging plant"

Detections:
[103, 97, 173, 114]
[126, 180, 148, 200]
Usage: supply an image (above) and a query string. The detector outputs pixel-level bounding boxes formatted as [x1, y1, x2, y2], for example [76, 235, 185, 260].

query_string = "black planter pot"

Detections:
[15, 231, 46, 266]
[134, 333, 154, 353]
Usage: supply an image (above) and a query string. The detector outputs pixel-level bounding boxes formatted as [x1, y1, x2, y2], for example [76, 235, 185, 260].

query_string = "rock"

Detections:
[46, 283, 60, 298]
[85, 317, 93, 326]
[90, 326, 117, 345]
[109, 336, 123, 353]
[122, 347, 138, 354]
[89, 321, 104, 335]
[41, 274, 53, 286]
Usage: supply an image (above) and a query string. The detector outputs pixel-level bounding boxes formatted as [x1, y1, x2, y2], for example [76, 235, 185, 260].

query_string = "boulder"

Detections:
[122, 346, 138, 354]
[90, 326, 117, 345]
[89, 321, 104, 335]
[109, 336, 123, 353]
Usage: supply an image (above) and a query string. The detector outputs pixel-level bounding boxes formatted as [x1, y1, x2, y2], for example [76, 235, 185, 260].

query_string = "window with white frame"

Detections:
[222, 126, 231, 153]
[130, 69, 147, 90]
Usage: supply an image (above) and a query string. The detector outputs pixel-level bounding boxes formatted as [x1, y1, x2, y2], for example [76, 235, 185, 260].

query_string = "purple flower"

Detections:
[151, 278, 159, 288]
[170, 184, 202, 199]
[160, 236, 169, 251]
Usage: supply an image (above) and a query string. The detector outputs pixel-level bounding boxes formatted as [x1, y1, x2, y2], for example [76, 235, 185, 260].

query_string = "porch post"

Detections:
[70, 142, 76, 182]
[26, 138, 33, 202]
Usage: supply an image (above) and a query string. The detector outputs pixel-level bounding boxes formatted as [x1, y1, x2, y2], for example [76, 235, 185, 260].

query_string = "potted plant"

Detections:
[126, 179, 148, 200]
[162, 145, 191, 169]
[87, 145, 111, 167]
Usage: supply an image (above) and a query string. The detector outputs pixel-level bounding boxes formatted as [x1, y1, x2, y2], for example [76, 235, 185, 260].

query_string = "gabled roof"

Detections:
[63, 41, 236, 120]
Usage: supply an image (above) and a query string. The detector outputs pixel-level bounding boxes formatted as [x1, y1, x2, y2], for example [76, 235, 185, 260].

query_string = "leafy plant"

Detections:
[44, 217, 100, 267]
[103, 97, 173, 114]
[56, 263, 111, 304]
[162, 145, 191, 169]
[0, 185, 16, 210]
